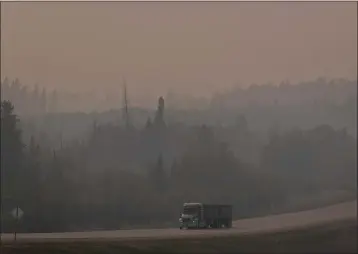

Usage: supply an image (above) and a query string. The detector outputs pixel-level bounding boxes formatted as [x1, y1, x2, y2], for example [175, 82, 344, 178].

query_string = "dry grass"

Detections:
[1, 219, 356, 254]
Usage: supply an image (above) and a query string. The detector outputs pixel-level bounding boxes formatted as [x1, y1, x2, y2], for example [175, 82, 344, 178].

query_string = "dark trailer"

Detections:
[179, 202, 232, 229]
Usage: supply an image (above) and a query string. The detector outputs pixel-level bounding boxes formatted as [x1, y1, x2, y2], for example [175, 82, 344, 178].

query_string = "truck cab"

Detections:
[179, 202, 232, 229]
[179, 203, 203, 229]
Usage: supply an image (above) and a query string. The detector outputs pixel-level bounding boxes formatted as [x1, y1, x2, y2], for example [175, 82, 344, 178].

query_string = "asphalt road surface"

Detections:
[1, 200, 356, 243]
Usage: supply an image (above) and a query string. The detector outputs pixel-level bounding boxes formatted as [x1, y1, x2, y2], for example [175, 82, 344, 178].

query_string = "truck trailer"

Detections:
[179, 202, 232, 229]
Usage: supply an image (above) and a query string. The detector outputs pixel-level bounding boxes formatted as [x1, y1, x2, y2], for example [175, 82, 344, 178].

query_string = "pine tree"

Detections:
[151, 154, 167, 191]
[145, 117, 152, 129]
[1, 100, 25, 212]
[154, 96, 166, 128]
[40, 88, 47, 114]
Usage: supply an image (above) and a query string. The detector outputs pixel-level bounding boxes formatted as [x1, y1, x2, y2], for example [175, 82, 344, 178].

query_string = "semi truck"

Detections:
[179, 202, 232, 229]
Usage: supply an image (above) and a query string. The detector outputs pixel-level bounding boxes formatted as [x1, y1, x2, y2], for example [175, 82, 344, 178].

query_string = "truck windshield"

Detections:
[183, 206, 199, 215]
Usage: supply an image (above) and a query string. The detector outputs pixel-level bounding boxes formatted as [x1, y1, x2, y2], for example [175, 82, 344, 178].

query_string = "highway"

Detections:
[1, 200, 356, 243]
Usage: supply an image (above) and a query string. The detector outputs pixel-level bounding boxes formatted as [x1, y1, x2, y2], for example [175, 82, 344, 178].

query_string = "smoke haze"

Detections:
[1, 2, 357, 106]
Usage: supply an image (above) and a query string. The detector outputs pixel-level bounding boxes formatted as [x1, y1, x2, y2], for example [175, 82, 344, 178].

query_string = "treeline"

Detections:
[211, 78, 357, 108]
[1, 77, 356, 116]
[12, 78, 356, 154]
[0, 78, 110, 115]
[1, 98, 356, 233]
[1, 78, 50, 116]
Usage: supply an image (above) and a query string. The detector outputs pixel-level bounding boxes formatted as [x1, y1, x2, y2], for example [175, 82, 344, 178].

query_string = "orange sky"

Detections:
[1, 2, 357, 104]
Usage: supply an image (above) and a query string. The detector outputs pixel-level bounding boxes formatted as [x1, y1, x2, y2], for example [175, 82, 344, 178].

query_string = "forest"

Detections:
[1, 77, 357, 233]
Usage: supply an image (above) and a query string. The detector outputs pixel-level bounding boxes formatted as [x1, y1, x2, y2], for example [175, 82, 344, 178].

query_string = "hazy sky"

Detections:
[1, 2, 357, 105]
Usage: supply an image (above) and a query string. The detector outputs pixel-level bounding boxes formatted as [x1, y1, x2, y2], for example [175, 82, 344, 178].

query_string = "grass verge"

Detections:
[1, 219, 356, 254]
